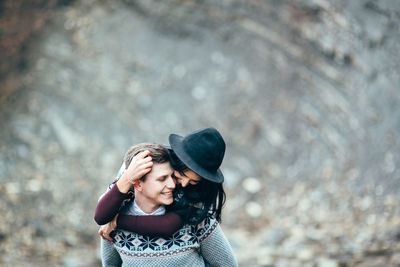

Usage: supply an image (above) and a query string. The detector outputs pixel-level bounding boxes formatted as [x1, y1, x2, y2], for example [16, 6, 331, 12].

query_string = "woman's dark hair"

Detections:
[169, 150, 226, 223]
[195, 179, 226, 223]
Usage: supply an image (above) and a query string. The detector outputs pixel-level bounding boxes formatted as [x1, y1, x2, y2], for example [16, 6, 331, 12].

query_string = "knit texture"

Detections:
[101, 238, 122, 267]
[102, 213, 238, 266]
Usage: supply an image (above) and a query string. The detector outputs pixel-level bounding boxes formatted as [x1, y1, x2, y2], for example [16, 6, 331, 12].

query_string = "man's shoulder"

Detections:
[196, 215, 218, 228]
[185, 215, 219, 241]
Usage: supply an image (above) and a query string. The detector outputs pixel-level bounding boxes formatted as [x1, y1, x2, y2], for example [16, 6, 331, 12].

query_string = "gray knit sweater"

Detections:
[101, 206, 238, 266]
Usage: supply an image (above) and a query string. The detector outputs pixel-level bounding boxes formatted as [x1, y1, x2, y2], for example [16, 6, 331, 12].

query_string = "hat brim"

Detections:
[169, 134, 224, 183]
[162, 144, 171, 150]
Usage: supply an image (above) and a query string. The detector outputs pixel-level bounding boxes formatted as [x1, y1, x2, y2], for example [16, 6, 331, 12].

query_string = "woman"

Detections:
[94, 127, 237, 266]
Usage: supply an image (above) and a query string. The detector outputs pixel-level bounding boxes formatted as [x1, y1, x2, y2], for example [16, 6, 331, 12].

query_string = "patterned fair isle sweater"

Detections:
[101, 203, 238, 266]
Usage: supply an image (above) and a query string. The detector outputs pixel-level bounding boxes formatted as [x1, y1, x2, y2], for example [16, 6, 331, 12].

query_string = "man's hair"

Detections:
[123, 143, 169, 181]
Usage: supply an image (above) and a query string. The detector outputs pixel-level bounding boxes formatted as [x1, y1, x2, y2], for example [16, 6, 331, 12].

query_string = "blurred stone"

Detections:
[383, 152, 395, 174]
[257, 254, 274, 266]
[266, 128, 284, 147]
[296, 247, 314, 261]
[389, 252, 400, 265]
[245, 201, 263, 218]
[266, 163, 281, 177]
[5, 182, 20, 194]
[44, 111, 81, 154]
[359, 196, 373, 211]
[0, 232, 6, 242]
[306, 229, 325, 242]
[298, 198, 312, 212]
[276, 258, 303, 267]
[263, 227, 288, 246]
[191, 86, 207, 100]
[223, 168, 241, 186]
[366, 214, 376, 225]
[211, 51, 225, 65]
[172, 65, 186, 79]
[29, 219, 47, 237]
[357, 256, 387, 267]
[242, 177, 261, 193]
[316, 257, 338, 267]
[26, 179, 42, 192]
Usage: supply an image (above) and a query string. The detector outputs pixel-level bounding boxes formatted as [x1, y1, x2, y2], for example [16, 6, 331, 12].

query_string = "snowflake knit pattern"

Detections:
[102, 216, 237, 266]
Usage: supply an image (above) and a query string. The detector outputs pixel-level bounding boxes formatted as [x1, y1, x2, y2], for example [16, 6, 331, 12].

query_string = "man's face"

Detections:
[173, 170, 202, 187]
[140, 162, 175, 206]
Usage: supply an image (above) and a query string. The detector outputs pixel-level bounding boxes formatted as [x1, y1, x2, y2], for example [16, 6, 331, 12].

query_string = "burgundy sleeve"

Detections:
[117, 212, 183, 237]
[94, 184, 130, 225]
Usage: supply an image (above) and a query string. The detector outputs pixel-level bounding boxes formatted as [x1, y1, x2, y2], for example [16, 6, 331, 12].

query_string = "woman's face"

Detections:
[173, 170, 201, 187]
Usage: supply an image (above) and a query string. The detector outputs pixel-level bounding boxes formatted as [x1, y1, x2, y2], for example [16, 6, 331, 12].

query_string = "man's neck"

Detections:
[134, 192, 160, 214]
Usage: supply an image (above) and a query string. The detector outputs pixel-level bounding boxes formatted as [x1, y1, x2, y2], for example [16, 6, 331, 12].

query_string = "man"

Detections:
[97, 139, 237, 266]
[99, 143, 176, 266]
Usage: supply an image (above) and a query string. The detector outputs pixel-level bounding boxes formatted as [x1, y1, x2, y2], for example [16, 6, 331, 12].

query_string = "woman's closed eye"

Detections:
[189, 180, 200, 185]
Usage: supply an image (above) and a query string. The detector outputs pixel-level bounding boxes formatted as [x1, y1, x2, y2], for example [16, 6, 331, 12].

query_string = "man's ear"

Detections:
[133, 180, 142, 192]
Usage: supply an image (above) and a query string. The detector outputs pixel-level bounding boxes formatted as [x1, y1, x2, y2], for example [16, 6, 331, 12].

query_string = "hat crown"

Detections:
[182, 128, 225, 172]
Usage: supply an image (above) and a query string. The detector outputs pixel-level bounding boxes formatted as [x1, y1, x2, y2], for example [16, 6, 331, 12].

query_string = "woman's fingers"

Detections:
[98, 226, 114, 242]
[128, 152, 152, 169]
[142, 161, 153, 168]
[127, 150, 150, 167]
[136, 150, 150, 160]
[103, 232, 113, 242]
[142, 167, 152, 175]
[128, 168, 152, 184]
[129, 156, 152, 172]
[124, 150, 154, 183]
[137, 156, 152, 165]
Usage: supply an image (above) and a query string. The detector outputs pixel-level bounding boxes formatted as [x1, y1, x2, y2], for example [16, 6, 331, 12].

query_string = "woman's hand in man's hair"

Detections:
[117, 150, 153, 193]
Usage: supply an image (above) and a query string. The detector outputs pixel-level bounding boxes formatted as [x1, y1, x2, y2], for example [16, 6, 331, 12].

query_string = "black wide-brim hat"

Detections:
[169, 127, 225, 183]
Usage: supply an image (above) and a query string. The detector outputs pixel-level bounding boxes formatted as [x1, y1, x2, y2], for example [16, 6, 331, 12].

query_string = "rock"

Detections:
[0, 232, 6, 242]
[258, 254, 274, 266]
[316, 257, 339, 267]
[44, 110, 82, 154]
[389, 252, 400, 265]
[297, 247, 314, 261]
[5, 182, 20, 194]
[242, 177, 262, 193]
[245, 201, 263, 218]
[263, 227, 288, 246]
[26, 179, 42, 192]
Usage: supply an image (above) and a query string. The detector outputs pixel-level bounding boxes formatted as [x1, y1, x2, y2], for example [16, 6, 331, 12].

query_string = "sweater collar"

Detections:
[133, 200, 165, 215]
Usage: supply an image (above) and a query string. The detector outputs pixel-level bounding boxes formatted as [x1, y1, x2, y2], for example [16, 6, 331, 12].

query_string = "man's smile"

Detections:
[161, 191, 173, 196]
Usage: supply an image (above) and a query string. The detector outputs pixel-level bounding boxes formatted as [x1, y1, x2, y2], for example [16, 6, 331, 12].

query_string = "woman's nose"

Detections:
[166, 176, 176, 189]
[180, 178, 189, 187]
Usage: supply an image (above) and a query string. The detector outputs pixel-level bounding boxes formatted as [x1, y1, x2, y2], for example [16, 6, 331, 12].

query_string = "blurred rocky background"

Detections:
[1, 0, 400, 266]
